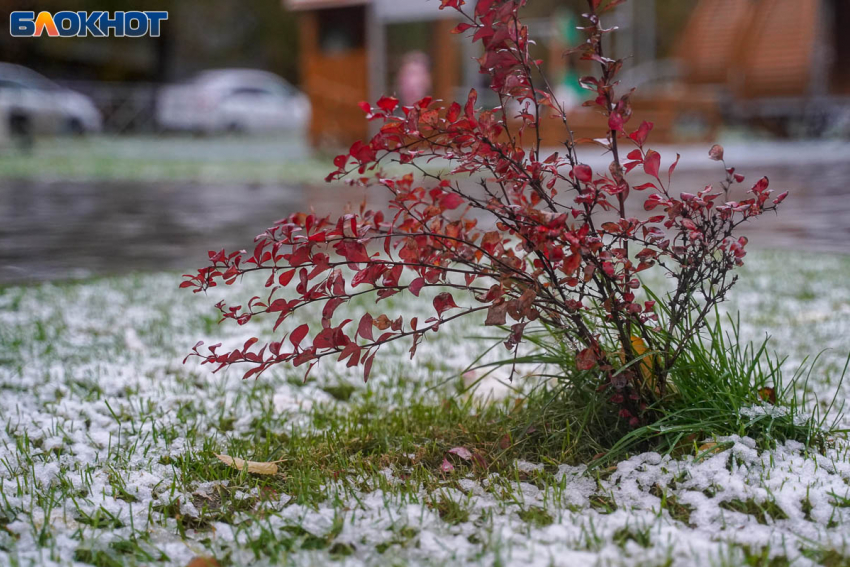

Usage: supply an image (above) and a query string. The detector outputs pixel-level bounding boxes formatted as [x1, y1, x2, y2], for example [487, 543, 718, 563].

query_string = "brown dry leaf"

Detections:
[186, 558, 220, 567]
[758, 387, 776, 405]
[214, 454, 280, 475]
[697, 442, 727, 456]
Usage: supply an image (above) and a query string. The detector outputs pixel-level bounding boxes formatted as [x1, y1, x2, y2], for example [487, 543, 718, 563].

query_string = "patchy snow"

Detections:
[0, 251, 849, 566]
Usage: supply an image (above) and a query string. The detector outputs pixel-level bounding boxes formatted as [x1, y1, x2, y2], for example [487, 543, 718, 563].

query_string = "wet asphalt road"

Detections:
[0, 158, 848, 285]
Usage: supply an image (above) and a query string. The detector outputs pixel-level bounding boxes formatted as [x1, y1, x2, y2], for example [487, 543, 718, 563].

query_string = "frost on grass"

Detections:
[1, 251, 850, 566]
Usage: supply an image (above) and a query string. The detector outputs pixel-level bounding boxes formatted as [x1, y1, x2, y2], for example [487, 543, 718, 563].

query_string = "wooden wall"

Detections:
[298, 9, 370, 147]
[731, 0, 821, 98]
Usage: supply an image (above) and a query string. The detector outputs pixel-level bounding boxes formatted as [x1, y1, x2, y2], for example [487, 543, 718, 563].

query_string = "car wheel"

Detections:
[9, 112, 34, 150]
[66, 118, 85, 136]
[9, 112, 31, 137]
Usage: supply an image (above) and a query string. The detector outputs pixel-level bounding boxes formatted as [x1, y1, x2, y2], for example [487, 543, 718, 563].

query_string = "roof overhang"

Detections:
[284, 0, 461, 22]
[284, 0, 368, 12]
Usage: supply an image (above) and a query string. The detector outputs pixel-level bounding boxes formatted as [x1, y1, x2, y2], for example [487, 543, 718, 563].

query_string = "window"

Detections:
[318, 6, 365, 55]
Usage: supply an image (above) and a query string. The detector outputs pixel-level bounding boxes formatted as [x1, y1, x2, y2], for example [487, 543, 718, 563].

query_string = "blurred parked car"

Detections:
[156, 69, 311, 134]
[0, 63, 102, 136]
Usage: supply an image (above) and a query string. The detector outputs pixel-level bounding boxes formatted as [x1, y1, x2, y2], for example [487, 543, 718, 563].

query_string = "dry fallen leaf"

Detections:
[697, 442, 729, 456]
[758, 387, 776, 405]
[214, 454, 280, 475]
[186, 557, 220, 567]
[448, 446, 473, 461]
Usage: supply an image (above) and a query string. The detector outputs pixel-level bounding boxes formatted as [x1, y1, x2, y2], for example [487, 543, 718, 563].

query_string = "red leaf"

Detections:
[643, 150, 661, 178]
[341, 241, 370, 263]
[667, 153, 680, 179]
[485, 303, 507, 326]
[290, 324, 309, 348]
[573, 164, 593, 183]
[576, 348, 597, 370]
[409, 277, 425, 297]
[363, 352, 376, 382]
[376, 96, 399, 113]
[752, 176, 769, 194]
[447, 101, 462, 122]
[358, 313, 374, 341]
[433, 292, 459, 316]
[608, 112, 625, 132]
[451, 22, 473, 34]
[440, 193, 464, 210]
[464, 89, 478, 122]
[629, 121, 653, 146]
[440, 457, 455, 472]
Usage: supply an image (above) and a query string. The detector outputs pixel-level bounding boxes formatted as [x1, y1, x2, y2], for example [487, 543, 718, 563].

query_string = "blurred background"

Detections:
[0, 0, 848, 284]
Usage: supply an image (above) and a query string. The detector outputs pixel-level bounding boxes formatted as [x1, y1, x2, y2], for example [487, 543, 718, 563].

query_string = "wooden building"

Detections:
[675, 0, 850, 135]
[284, 0, 465, 147]
[286, 0, 850, 147]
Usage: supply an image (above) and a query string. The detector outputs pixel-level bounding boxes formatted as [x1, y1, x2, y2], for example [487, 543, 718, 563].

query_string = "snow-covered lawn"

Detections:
[1, 251, 849, 567]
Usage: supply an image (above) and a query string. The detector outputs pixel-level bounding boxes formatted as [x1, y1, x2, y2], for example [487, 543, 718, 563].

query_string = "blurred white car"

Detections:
[157, 69, 311, 134]
[0, 63, 102, 136]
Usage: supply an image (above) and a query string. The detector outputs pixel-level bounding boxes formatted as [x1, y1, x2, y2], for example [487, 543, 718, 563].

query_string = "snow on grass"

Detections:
[1, 251, 849, 566]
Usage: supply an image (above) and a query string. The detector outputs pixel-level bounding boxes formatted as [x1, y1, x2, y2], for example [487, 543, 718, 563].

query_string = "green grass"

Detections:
[0, 135, 332, 184]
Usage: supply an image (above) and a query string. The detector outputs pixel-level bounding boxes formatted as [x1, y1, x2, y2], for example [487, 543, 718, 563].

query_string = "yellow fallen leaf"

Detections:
[214, 454, 280, 475]
[618, 336, 678, 397]
[618, 336, 655, 383]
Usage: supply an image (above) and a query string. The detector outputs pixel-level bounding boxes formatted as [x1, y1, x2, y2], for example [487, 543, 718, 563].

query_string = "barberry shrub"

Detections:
[182, 0, 787, 426]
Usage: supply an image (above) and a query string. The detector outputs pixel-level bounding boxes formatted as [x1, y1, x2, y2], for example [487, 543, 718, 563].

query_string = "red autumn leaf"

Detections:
[573, 164, 593, 183]
[290, 324, 310, 348]
[341, 241, 370, 263]
[376, 96, 399, 113]
[643, 150, 661, 178]
[409, 277, 425, 297]
[440, 457, 455, 472]
[440, 193, 464, 210]
[576, 348, 597, 370]
[464, 89, 478, 122]
[485, 303, 507, 326]
[433, 292, 459, 316]
[668, 153, 680, 181]
[629, 121, 653, 146]
[608, 112, 625, 132]
[752, 176, 769, 194]
[447, 101, 462, 122]
[363, 352, 376, 382]
[357, 313, 374, 341]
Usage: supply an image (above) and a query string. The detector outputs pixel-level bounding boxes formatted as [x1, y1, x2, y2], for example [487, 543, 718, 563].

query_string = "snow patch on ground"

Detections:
[1, 252, 849, 566]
